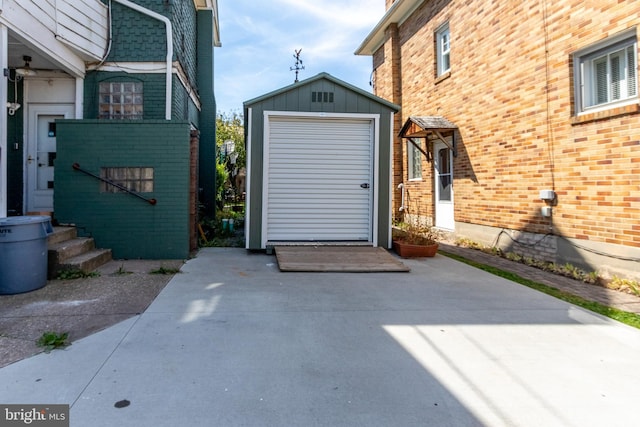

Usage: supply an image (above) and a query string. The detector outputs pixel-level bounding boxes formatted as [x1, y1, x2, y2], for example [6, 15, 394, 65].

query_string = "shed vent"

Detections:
[311, 91, 334, 103]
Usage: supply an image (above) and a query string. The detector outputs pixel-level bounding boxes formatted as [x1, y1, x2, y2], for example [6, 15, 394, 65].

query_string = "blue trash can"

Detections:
[0, 216, 54, 294]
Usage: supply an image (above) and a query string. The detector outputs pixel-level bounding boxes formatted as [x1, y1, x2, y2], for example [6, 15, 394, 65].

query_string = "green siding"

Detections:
[197, 10, 217, 217]
[107, 1, 170, 62]
[55, 120, 192, 259]
[84, 72, 167, 120]
[172, 0, 198, 85]
[91, 0, 200, 123]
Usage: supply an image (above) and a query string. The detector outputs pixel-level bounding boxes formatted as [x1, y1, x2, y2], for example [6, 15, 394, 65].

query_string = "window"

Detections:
[99, 82, 143, 119]
[100, 167, 154, 193]
[408, 139, 423, 180]
[437, 148, 452, 201]
[436, 23, 451, 76]
[575, 33, 637, 113]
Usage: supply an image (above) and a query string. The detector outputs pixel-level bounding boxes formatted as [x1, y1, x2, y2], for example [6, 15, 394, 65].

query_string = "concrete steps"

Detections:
[47, 227, 112, 279]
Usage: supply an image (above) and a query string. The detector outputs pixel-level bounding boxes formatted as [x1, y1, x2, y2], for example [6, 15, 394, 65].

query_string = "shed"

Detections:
[243, 72, 399, 250]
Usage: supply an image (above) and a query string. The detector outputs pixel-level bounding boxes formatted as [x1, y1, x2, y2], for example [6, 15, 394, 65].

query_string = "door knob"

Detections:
[360, 183, 370, 189]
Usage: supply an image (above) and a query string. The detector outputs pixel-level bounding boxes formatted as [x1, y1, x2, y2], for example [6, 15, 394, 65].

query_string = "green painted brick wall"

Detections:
[104, 0, 197, 84]
[83, 72, 166, 120]
[172, 0, 198, 85]
[197, 10, 217, 217]
[54, 120, 192, 259]
[83, 72, 198, 124]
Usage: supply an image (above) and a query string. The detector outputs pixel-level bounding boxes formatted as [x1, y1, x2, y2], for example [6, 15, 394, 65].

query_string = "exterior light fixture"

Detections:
[15, 55, 37, 77]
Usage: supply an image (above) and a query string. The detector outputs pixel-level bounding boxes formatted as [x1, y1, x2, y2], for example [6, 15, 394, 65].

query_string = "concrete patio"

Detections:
[1, 247, 639, 426]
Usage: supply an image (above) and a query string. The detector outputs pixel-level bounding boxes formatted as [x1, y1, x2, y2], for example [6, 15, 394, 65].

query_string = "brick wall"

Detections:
[54, 120, 193, 259]
[83, 72, 167, 120]
[375, 0, 640, 249]
[171, 0, 198, 86]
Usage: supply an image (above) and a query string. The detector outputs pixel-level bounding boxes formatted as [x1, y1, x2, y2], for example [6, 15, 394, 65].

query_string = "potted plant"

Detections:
[392, 219, 440, 258]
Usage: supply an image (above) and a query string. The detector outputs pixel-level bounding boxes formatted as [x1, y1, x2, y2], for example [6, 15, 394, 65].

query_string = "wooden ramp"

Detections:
[275, 246, 410, 273]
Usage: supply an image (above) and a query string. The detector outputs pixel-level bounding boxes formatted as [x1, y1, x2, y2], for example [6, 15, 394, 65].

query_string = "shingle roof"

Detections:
[399, 116, 457, 138]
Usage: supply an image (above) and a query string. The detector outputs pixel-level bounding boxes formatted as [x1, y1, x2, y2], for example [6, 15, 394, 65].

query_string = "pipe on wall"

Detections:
[111, 0, 173, 120]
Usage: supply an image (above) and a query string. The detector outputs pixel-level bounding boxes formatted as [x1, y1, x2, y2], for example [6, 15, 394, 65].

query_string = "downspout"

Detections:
[111, 0, 173, 120]
[0, 24, 7, 217]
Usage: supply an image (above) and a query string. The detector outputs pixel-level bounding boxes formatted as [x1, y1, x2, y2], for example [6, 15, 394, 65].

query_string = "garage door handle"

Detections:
[360, 183, 370, 189]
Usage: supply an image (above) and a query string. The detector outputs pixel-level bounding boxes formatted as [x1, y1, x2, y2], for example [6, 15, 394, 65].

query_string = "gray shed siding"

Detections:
[244, 73, 398, 250]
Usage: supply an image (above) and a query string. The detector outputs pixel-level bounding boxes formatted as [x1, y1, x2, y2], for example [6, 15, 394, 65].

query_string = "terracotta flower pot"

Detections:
[393, 240, 439, 258]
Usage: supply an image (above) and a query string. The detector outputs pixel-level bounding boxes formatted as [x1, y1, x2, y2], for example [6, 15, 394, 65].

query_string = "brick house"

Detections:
[0, 1, 220, 259]
[357, 0, 640, 280]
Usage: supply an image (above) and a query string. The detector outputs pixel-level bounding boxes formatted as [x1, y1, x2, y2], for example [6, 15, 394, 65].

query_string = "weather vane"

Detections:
[290, 49, 305, 83]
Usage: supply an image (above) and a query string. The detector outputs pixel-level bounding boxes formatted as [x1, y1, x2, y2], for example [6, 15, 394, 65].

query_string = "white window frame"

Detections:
[408, 139, 423, 181]
[436, 23, 451, 76]
[574, 30, 638, 114]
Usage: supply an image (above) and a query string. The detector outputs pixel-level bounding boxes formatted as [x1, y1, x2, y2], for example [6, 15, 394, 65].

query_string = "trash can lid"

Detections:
[0, 215, 52, 226]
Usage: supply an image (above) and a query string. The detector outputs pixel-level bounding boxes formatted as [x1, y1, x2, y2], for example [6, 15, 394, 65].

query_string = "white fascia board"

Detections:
[89, 61, 202, 111]
[355, 0, 425, 56]
[194, 0, 221, 47]
[0, 1, 86, 76]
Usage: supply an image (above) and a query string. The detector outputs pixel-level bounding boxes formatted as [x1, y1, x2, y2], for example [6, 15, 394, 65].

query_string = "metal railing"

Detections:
[72, 163, 157, 205]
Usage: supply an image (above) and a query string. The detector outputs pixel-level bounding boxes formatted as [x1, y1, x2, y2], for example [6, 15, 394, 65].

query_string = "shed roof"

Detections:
[243, 72, 400, 112]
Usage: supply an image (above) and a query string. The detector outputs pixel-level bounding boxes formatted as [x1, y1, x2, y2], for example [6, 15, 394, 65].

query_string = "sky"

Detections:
[214, 0, 385, 115]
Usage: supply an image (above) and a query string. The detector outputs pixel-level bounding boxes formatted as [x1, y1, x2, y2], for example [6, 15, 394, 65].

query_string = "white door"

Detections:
[26, 105, 74, 212]
[264, 115, 374, 243]
[434, 139, 455, 230]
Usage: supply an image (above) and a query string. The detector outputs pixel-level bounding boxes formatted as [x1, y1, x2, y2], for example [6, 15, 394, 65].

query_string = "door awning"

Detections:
[399, 116, 458, 157]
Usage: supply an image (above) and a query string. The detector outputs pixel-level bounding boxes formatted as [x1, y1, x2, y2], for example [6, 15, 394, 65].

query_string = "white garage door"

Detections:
[264, 115, 374, 243]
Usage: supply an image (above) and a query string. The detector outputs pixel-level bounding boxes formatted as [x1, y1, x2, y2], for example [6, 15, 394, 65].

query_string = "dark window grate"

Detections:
[311, 91, 334, 103]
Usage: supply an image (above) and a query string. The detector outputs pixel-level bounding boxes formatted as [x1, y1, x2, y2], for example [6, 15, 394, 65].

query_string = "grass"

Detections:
[454, 238, 604, 285]
[114, 264, 132, 275]
[439, 251, 640, 330]
[36, 331, 70, 353]
[150, 266, 181, 275]
[56, 269, 100, 280]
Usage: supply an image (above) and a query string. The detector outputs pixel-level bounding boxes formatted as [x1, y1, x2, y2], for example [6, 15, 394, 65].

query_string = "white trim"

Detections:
[245, 107, 252, 249]
[260, 111, 380, 248]
[436, 22, 451, 76]
[262, 111, 380, 120]
[0, 1, 88, 76]
[355, 0, 425, 56]
[372, 113, 380, 248]
[574, 28, 638, 115]
[87, 61, 169, 73]
[75, 77, 83, 119]
[174, 63, 202, 111]
[193, 0, 221, 47]
[573, 28, 637, 57]
[434, 139, 455, 231]
[260, 110, 270, 249]
[387, 113, 394, 249]
[407, 138, 423, 181]
[89, 61, 202, 111]
[0, 24, 7, 217]
[25, 104, 75, 213]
